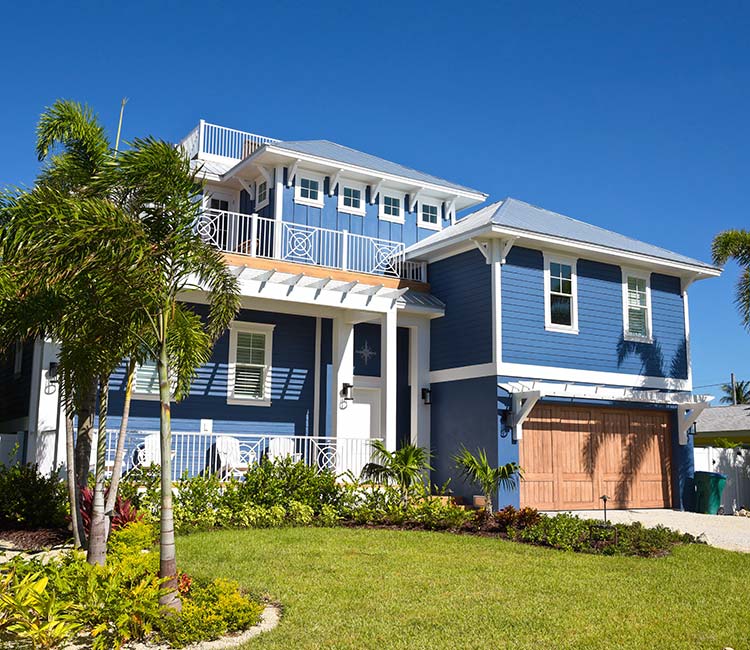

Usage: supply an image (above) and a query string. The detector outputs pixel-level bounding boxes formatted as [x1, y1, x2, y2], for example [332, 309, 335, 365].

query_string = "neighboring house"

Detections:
[1, 120, 721, 511]
[694, 405, 750, 446]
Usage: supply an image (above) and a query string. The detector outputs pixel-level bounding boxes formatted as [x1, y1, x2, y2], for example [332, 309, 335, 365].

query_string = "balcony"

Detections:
[196, 209, 427, 282]
[181, 121, 280, 162]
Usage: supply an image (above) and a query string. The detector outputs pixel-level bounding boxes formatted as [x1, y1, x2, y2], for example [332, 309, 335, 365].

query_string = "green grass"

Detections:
[178, 527, 750, 650]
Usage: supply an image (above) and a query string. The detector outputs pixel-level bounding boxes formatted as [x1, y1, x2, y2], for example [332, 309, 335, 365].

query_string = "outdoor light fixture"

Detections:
[341, 382, 354, 401]
[600, 494, 609, 523]
[47, 361, 59, 384]
[421, 388, 431, 405]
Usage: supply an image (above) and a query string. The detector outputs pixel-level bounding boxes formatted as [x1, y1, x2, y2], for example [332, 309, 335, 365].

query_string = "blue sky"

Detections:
[1, 1, 748, 392]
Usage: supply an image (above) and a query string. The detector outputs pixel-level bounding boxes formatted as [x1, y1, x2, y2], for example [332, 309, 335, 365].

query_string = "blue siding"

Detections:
[239, 187, 273, 219]
[429, 248, 492, 371]
[502, 246, 688, 379]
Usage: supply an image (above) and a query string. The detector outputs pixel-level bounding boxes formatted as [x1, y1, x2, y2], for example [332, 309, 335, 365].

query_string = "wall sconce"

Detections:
[421, 388, 431, 405]
[47, 361, 59, 384]
[341, 382, 354, 401]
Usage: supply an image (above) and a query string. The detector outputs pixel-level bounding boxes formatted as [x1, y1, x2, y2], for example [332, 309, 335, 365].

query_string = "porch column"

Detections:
[381, 308, 397, 451]
[331, 316, 355, 437]
[409, 319, 431, 451]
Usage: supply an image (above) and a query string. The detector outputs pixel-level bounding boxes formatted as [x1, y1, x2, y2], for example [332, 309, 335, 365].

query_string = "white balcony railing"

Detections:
[180, 121, 279, 161]
[196, 209, 427, 281]
[106, 430, 380, 481]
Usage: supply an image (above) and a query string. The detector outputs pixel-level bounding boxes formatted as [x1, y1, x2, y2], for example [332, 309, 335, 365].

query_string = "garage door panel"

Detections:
[522, 481, 556, 510]
[560, 481, 595, 509]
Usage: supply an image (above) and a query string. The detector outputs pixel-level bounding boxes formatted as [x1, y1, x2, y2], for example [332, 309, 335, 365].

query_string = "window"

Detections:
[294, 171, 324, 208]
[255, 179, 268, 209]
[134, 359, 159, 397]
[544, 256, 578, 333]
[420, 201, 441, 230]
[338, 181, 366, 215]
[379, 191, 405, 223]
[228, 322, 275, 406]
[623, 271, 652, 341]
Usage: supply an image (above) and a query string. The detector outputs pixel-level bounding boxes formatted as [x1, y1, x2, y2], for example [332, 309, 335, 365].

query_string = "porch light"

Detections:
[421, 388, 431, 405]
[341, 382, 354, 401]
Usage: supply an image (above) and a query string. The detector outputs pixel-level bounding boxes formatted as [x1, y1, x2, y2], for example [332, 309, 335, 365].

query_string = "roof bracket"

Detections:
[255, 164, 273, 186]
[237, 178, 254, 200]
[409, 188, 423, 212]
[511, 390, 541, 441]
[369, 179, 384, 204]
[677, 402, 710, 445]
[286, 159, 301, 187]
[329, 168, 344, 196]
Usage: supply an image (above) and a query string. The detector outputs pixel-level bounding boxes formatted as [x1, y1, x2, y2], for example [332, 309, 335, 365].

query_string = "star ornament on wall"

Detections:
[356, 340, 376, 365]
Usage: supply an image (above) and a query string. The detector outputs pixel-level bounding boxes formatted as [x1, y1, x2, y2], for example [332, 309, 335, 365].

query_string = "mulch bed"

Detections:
[0, 528, 71, 551]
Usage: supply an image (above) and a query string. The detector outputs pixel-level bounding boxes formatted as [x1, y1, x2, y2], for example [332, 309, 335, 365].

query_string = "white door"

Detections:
[337, 387, 380, 477]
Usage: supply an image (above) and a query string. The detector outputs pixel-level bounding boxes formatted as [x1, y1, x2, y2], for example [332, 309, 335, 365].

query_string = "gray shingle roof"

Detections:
[270, 140, 485, 196]
[407, 197, 718, 271]
[695, 405, 750, 434]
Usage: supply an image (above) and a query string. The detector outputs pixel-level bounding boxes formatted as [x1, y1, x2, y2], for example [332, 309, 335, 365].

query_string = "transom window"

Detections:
[421, 203, 439, 225]
[544, 256, 578, 333]
[228, 322, 275, 406]
[256, 180, 268, 208]
[623, 273, 652, 341]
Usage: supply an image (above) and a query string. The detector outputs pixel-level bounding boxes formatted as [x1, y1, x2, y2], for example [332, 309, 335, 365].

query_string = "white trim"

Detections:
[418, 199, 442, 232]
[543, 253, 579, 334]
[429, 362, 496, 384]
[622, 268, 653, 343]
[378, 189, 406, 223]
[489, 240, 503, 373]
[337, 179, 367, 216]
[683, 290, 692, 387]
[313, 317, 321, 437]
[293, 169, 325, 208]
[227, 321, 275, 407]
[255, 177, 269, 210]
[510, 390, 541, 441]
[203, 186, 240, 213]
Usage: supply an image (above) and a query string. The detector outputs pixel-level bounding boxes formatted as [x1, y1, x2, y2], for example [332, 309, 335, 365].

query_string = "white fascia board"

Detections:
[396, 302, 445, 319]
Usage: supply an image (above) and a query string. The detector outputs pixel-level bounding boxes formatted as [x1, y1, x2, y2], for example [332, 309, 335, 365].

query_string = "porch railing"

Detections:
[106, 430, 379, 481]
[196, 209, 421, 280]
[179, 121, 279, 161]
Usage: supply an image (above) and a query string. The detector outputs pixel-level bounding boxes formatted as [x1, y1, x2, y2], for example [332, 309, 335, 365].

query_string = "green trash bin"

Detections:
[694, 471, 727, 515]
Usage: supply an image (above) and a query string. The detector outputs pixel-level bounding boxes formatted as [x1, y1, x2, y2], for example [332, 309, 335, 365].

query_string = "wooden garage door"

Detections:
[519, 405, 672, 510]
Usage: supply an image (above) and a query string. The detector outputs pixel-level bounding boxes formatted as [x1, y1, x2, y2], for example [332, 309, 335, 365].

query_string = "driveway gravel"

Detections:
[569, 509, 750, 553]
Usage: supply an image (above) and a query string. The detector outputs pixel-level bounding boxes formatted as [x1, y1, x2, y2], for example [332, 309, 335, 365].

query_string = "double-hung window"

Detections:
[338, 181, 366, 216]
[255, 179, 268, 209]
[419, 201, 441, 230]
[623, 271, 652, 341]
[132, 359, 176, 401]
[294, 171, 324, 208]
[544, 256, 578, 333]
[227, 322, 275, 406]
[379, 191, 405, 223]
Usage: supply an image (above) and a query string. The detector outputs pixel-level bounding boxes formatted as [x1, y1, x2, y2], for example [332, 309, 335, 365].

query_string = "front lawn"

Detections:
[179, 527, 750, 650]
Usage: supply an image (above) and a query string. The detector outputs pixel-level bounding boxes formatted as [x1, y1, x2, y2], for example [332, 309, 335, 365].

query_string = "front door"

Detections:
[337, 387, 380, 477]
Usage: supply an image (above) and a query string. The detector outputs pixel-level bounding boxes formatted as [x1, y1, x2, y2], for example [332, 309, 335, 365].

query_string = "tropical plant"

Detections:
[453, 447, 523, 515]
[360, 440, 433, 506]
[713, 229, 750, 329]
[720, 379, 750, 405]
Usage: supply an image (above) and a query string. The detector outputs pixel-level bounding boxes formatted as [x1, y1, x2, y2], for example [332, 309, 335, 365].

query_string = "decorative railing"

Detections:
[106, 430, 379, 481]
[195, 209, 424, 280]
[179, 121, 279, 161]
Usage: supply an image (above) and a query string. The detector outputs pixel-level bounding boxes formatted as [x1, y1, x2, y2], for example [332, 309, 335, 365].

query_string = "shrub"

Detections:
[173, 473, 224, 532]
[286, 500, 315, 526]
[513, 513, 591, 552]
[79, 487, 143, 538]
[407, 496, 472, 530]
[108, 520, 158, 556]
[0, 462, 68, 530]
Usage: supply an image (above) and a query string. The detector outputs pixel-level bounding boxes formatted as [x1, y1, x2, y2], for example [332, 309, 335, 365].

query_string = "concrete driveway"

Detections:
[569, 509, 750, 553]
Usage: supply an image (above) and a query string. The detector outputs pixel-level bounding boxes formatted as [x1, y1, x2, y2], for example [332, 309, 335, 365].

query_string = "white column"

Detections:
[273, 165, 284, 259]
[381, 308, 397, 451]
[331, 316, 355, 437]
[409, 319, 431, 450]
[27, 339, 63, 474]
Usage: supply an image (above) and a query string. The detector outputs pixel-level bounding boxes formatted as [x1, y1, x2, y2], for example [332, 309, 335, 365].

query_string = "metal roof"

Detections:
[695, 405, 750, 434]
[406, 197, 719, 272]
[268, 140, 485, 196]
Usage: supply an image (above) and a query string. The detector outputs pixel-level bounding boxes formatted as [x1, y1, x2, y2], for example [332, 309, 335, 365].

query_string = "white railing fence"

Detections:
[106, 430, 378, 482]
[179, 121, 280, 161]
[694, 446, 750, 512]
[196, 209, 412, 279]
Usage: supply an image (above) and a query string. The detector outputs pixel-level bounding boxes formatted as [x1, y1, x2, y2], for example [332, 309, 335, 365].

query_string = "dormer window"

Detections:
[419, 201, 441, 231]
[338, 180, 366, 216]
[294, 170, 324, 208]
[379, 190, 405, 223]
[256, 179, 268, 209]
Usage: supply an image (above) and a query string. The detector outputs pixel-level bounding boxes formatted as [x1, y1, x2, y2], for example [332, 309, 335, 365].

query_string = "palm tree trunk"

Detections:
[87, 376, 109, 566]
[157, 320, 181, 611]
[104, 358, 136, 524]
[74, 379, 97, 506]
[63, 382, 82, 549]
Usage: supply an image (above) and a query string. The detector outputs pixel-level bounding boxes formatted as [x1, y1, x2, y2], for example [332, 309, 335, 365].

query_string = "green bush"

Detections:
[514, 513, 590, 551]
[0, 462, 68, 530]
[407, 496, 472, 530]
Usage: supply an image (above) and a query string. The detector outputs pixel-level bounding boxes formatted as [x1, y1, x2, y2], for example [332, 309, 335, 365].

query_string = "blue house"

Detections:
[2, 120, 721, 511]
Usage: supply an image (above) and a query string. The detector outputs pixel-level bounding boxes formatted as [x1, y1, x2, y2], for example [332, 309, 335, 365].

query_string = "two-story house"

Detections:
[2, 120, 720, 511]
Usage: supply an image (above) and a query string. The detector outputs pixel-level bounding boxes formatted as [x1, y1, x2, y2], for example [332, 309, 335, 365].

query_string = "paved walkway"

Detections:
[569, 509, 750, 552]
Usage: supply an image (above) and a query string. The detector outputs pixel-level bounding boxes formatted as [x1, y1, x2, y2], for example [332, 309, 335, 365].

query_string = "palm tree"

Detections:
[720, 380, 750, 405]
[360, 440, 433, 506]
[713, 230, 750, 326]
[453, 447, 522, 515]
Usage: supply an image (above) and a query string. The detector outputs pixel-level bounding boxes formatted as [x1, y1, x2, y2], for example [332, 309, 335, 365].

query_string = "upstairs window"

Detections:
[294, 171, 324, 208]
[544, 256, 578, 333]
[420, 201, 441, 230]
[256, 179, 268, 209]
[379, 191, 405, 223]
[338, 181, 366, 215]
[623, 272, 652, 341]
[228, 322, 275, 406]
[132, 359, 176, 401]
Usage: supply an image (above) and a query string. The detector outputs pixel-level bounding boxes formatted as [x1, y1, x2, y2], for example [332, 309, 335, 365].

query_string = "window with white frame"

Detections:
[134, 359, 159, 396]
[255, 179, 268, 209]
[294, 171, 324, 208]
[544, 256, 578, 332]
[228, 323, 275, 405]
[623, 271, 652, 341]
[419, 201, 441, 230]
[379, 191, 405, 223]
[338, 181, 365, 215]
